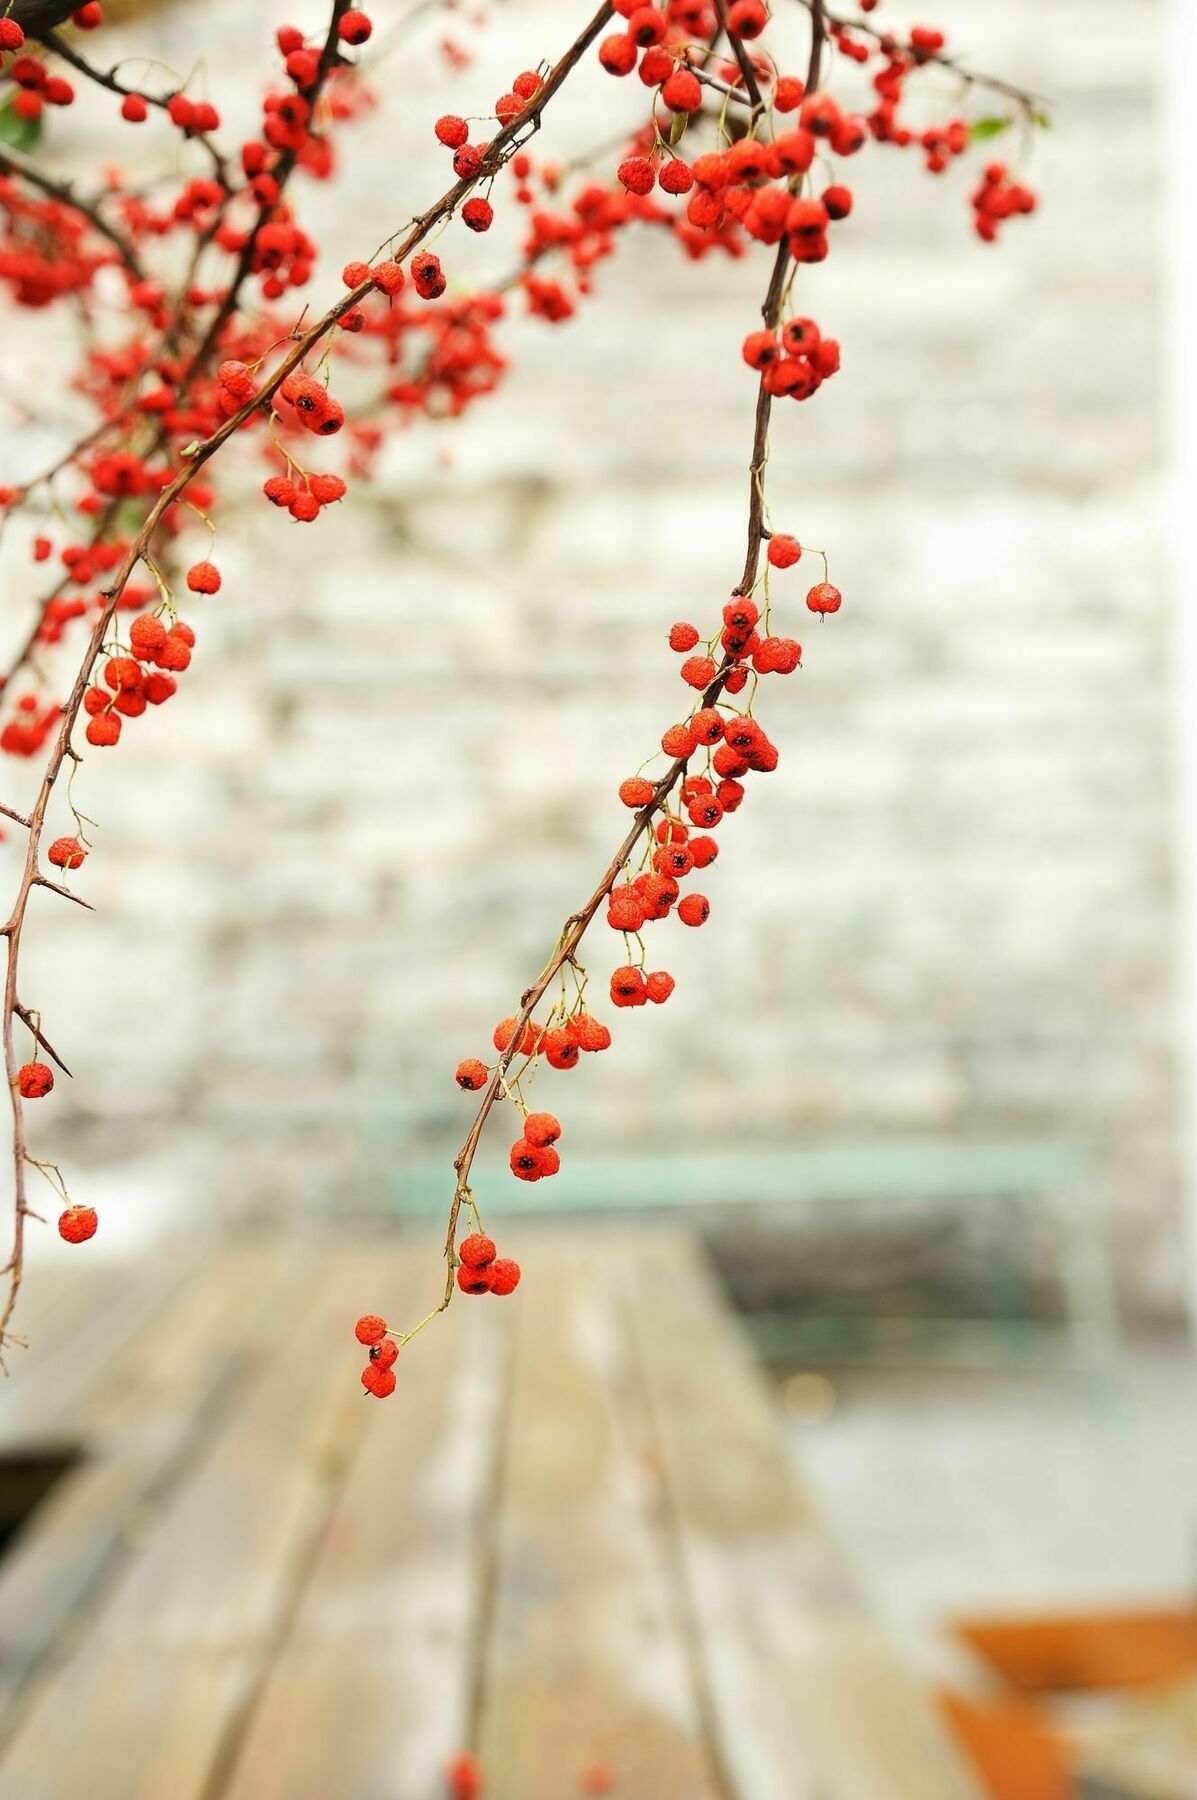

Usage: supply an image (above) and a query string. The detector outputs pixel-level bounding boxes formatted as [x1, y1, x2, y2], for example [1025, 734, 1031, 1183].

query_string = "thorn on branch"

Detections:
[33, 874, 94, 911]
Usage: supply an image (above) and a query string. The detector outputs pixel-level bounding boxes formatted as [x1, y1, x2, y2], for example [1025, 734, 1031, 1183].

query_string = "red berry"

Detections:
[457, 1261, 494, 1295]
[459, 1233, 496, 1269]
[455, 1057, 488, 1090]
[435, 114, 469, 148]
[372, 1337, 399, 1368]
[680, 655, 717, 690]
[85, 712, 121, 747]
[618, 776, 654, 809]
[659, 159, 695, 195]
[523, 1110, 561, 1147]
[338, 9, 372, 44]
[598, 33, 638, 76]
[489, 1257, 521, 1296]
[121, 93, 148, 123]
[617, 155, 655, 196]
[355, 1313, 387, 1344]
[58, 1205, 98, 1244]
[767, 534, 802, 568]
[0, 20, 26, 50]
[807, 581, 842, 615]
[186, 560, 221, 594]
[669, 622, 700, 652]
[678, 893, 710, 926]
[370, 259, 405, 296]
[17, 1061, 53, 1099]
[461, 196, 493, 232]
[362, 1362, 397, 1397]
[645, 970, 675, 1004]
[48, 836, 86, 870]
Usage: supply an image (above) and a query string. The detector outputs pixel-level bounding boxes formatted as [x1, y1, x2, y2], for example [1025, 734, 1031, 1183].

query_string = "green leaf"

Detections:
[970, 116, 1011, 142]
[0, 97, 43, 152]
[669, 109, 688, 147]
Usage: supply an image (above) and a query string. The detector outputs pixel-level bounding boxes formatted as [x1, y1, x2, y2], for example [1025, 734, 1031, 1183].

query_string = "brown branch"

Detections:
[806, 0, 826, 93]
[440, 235, 793, 1324]
[713, 1, 765, 110]
[0, 0, 618, 1353]
[0, 143, 147, 280]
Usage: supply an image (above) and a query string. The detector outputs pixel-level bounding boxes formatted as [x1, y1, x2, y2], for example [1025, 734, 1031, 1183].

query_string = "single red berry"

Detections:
[0, 20, 26, 50]
[48, 837, 86, 870]
[524, 1111, 561, 1148]
[669, 622, 700, 652]
[617, 155, 655, 196]
[807, 581, 842, 615]
[186, 560, 221, 594]
[659, 158, 695, 195]
[85, 713, 121, 747]
[372, 1336, 399, 1368]
[768, 534, 802, 568]
[728, 0, 769, 36]
[355, 1314, 388, 1344]
[452, 143, 485, 179]
[680, 655, 717, 690]
[610, 965, 648, 1008]
[646, 970, 675, 1004]
[662, 69, 702, 113]
[362, 1362, 397, 1397]
[678, 893, 710, 927]
[462, 196, 493, 232]
[489, 1257, 521, 1296]
[58, 1205, 98, 1244]
[307, 473, 345, 507]
[435, 114, 469, 148]
[618, 776, 654, 809]
[542, 1028, 579, 1070]
[661, 722, 697, 758]
[370, 260, 405, 296]
[459, 1233, 496, 1269]
[18, 1061, 53, 1099]
[457, 1261, 494, 1295]
[338, 9, 372, 44]
[598, 33, 638, 75]
[455, 1057, 489, 1090]
[121, 93, 148, 122]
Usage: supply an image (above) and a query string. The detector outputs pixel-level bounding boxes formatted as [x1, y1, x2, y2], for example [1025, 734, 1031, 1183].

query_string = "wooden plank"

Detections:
[0, 1242, 389, 1800]
[219, 1261, 510, 1800]
[0, 1253, 187, 1449]
[628, 1233, 982, 1800]
[0, 1243, 308, 1735]
[475, 1237, 722, 1800]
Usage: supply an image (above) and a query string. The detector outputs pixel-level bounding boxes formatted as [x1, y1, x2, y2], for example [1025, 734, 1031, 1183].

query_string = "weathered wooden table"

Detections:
[0, 1228, 979, 1799]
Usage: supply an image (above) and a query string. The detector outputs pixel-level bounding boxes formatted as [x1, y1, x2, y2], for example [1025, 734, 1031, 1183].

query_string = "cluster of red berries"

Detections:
[82, 614, 195, 747]
[507, 1112, 562, 1186]
[742, 314, 841, 403]
[0, 695, 61, 759]
[454, 1232, 522, 1295]
[0, 178, 113, 308]
[353, 1312, 401, 1399]
[971, 161, 1037, 243]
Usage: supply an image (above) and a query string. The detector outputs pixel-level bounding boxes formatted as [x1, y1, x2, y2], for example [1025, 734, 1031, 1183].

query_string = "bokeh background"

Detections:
[2, 0, 1193, 1756]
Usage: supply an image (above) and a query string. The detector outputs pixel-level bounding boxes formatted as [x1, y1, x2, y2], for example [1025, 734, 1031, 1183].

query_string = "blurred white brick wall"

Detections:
[0, 1, 1174, 1309]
